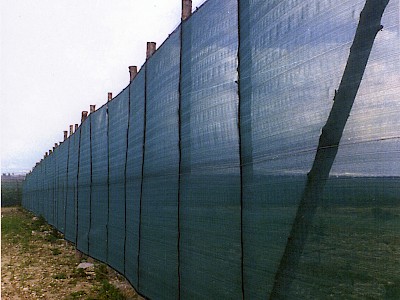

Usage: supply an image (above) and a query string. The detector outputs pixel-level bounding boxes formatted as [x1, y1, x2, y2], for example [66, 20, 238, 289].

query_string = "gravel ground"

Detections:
[1, 207, 144, 300]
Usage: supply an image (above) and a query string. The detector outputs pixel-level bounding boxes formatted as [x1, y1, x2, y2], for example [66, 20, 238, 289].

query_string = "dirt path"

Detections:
[1, 207, 144, 300]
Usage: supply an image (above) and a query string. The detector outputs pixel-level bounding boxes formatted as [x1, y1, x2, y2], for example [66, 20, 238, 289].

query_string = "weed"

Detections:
[51, 248, 62, 255]
[44, 235, 56, 243]
[31, 215, 47, 231]
[43, 228, 63, 243]
[95, 264, 108, 281]
[53, 273, 67, 280]
[68, 290, 87, 299]
[72, 267, 87, 278]
[51, 227, 63, 239]
[95, 280, 126, 300]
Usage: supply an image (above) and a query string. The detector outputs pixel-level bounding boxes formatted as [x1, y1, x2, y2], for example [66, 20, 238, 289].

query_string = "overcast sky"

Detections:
[1, 0, 206, 174]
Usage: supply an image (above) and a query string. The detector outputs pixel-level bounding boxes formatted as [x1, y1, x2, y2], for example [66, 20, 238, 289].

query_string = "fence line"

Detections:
[23, 0, 400, 299]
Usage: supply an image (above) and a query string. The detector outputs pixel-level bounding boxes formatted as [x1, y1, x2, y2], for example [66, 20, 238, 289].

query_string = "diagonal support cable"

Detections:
[270, 0, 390, 298]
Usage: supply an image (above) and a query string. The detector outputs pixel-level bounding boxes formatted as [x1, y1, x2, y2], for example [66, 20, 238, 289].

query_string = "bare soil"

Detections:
[1, 207, 144, 300]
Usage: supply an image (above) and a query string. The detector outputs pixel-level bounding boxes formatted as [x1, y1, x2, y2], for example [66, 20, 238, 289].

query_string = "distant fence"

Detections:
[2, 175, 24, 207]
[23, 0, 400, 298]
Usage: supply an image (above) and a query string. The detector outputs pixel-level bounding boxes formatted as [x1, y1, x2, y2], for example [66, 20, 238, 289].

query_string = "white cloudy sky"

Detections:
[1, 0, 206, 174]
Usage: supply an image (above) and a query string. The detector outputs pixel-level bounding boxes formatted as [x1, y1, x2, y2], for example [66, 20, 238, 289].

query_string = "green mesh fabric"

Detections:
[23, 0, 400, 298]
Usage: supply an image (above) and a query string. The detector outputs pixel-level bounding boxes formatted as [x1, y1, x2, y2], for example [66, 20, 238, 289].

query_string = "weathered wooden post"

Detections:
[129, 66, 138, 82]
[81, 111, 88, 123]
[146, 42, 157, 59]
[182, 0, 192, 20]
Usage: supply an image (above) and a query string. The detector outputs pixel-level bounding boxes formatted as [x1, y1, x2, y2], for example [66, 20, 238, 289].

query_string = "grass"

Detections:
[52, 248, 62, 255]
[72, 267, 87, 279]
[1, 207, 34, 249]
[67, 265, 126, 299]
[289, 206, 400, 299]
[53, 273, 67, 280]
[94, 263, 109, 281]
[31, 215, 47, 230]
[68, 290, 87, 299]
[95, 280, 126, 300]
[1, 207, 137, 300]
[5, 202, 397, 299]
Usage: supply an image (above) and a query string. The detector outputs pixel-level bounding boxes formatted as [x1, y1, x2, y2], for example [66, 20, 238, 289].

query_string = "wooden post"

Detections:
[146, 42, 156, 59]
[182, 0, 192, 20]
[129, 66, 138, 82]
[81, 111, 88, 123]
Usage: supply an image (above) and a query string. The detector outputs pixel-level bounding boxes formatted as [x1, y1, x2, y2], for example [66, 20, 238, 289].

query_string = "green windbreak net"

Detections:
[23, 0, 399, 299]
[139, 27, 181, 299]
[289, 1, 400, 298]
[180, 0, 242, 298]
[56, 140, 68, 233]
[108, 87, 130, 274]
[65, 127, 80, 243]
[77, 117, 91, 253]
[125, 69, 145, 288]
[88, 105, 108, 262]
